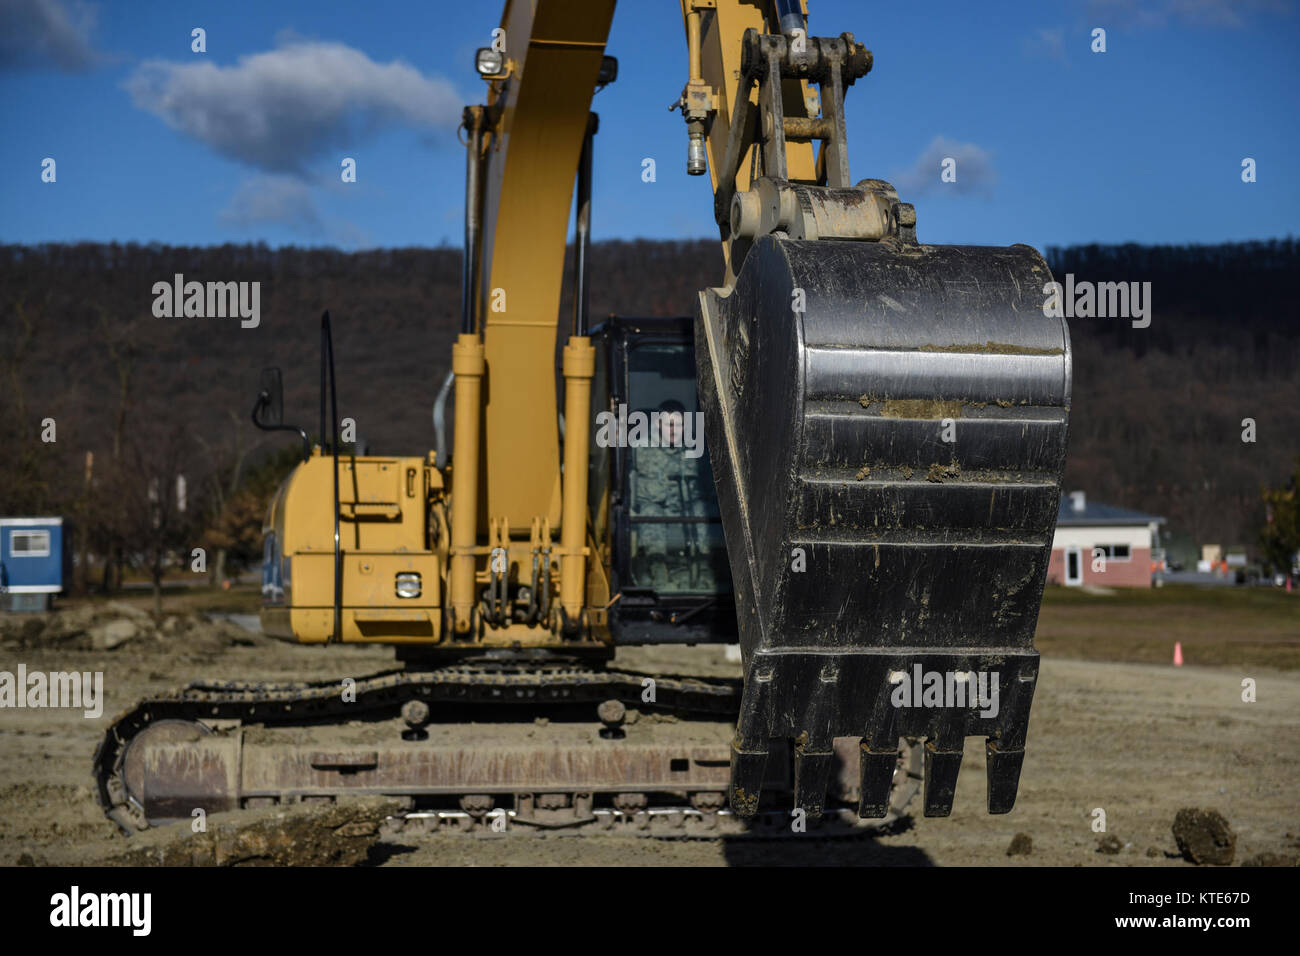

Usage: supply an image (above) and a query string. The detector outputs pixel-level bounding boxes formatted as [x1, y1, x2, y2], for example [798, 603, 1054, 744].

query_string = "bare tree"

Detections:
[96, 309, 140, 592]
[122, 426, 194, 618]
[195, 409, 263, 586]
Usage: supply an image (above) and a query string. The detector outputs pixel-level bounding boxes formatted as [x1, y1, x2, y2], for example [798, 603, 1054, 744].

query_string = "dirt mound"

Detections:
[0, 605, 268, 656]
[106, 797, 404, 867]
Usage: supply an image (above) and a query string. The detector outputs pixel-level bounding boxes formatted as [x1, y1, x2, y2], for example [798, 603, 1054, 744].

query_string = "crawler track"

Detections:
[94, 664, 919, 836]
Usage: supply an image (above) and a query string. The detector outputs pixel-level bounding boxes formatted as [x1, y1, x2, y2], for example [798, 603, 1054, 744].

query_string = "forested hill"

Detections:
[1, 237, 1296, 554]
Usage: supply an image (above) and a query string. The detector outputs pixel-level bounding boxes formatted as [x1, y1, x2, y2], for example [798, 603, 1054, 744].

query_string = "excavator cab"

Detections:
[590, 317, 736, 646]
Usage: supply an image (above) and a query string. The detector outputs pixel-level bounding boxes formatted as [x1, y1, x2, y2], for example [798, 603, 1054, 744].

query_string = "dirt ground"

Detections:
[0, 591, 1297, 867]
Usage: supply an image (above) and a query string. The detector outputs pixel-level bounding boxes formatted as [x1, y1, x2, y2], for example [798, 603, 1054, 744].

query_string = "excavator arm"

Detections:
[448, 0, 618, 643]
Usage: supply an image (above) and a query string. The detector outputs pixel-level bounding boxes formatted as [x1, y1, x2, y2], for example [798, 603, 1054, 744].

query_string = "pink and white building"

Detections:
[1047, 491, 1165, 588]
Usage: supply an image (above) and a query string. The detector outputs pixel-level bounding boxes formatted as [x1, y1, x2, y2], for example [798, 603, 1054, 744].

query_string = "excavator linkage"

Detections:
[696, 237, 1071, 818]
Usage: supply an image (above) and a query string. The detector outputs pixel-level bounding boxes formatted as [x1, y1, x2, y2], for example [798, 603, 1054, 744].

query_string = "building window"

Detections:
[1095, 543, 1131, 562]
[11, 530, 51, 558]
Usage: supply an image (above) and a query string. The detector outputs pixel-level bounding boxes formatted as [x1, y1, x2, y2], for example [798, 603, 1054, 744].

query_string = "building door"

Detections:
[1064, 546, 1083, 586]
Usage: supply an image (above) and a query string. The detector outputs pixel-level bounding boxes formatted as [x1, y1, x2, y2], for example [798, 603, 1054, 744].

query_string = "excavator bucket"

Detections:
[696, 236, 1071, 819]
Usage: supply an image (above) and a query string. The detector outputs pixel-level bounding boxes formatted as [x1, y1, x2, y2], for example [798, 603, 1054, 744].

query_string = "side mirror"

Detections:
[251, 366, 310, 460]
[256, 367, 284, 427]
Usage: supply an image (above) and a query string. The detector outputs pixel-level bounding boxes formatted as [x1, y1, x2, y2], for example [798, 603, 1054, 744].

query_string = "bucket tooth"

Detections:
[729, 745, 769, 817]
[858, 743, 900, 818]
[985, 742, 1026, 814]
[793, 748, 833, 819]
[791, 664, 839, 817]
[729, 662, 776, 814]
[922, 743, 963, 817]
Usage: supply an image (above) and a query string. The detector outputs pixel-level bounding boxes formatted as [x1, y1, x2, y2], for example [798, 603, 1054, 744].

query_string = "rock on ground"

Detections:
[1096, 834, 1123, 855]
[90, 619, 138, 650]
[1172, 808, 1236, 866]
[1007, 833, 1033, 856]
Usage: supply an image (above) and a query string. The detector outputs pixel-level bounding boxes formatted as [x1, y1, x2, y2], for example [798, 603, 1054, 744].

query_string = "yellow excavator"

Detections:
[95, 0, 1071, 835]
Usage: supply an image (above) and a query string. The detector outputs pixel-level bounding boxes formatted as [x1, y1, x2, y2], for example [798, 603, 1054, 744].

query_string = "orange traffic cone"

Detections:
[1173, 642, 1184, 667]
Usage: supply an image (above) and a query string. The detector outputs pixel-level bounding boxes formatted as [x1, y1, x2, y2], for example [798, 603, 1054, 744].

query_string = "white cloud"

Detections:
[0, 0, 99, 72]
[894, 136, 997, 198]
[220, 174, 323, 234]
[219, 174, 370, 246]
[125, 38, 463, 174]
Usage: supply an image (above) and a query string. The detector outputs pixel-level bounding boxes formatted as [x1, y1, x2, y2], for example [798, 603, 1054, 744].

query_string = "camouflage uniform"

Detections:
[632, 444, 707, 591]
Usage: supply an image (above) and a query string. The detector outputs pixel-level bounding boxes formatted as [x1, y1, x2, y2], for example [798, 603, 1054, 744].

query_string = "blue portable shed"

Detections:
[0, 517, 64, 611]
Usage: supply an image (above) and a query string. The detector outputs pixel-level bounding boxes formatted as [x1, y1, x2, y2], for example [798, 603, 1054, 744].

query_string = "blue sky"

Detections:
[1, 0, 1297, 252]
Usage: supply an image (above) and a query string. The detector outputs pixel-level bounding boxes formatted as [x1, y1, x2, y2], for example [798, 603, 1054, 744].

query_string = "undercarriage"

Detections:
[94, 662, 921, 837]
